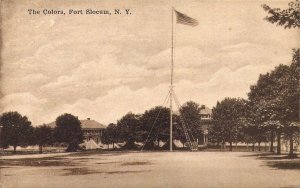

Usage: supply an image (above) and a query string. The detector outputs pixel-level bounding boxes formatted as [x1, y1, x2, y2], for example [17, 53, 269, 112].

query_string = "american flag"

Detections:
[175, 10, 198, 27]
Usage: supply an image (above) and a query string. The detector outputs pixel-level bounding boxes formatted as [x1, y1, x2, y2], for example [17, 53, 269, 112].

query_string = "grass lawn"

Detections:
[1, 151, 300, 188]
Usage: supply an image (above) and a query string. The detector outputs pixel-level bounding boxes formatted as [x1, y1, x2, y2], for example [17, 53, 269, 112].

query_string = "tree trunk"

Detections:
[107, 144, 109, 150]
[270, 130, 274, 152]
[13, 145, 17, 154]
[252, 142, 255, 151]
[289, 133, 294, 157]
[39, 145, 43, 154]
[276, 130, 281, 155]
[246, 142, 248, 150]
[222, 140, 225, 150]
[229, 133, 232, 151]
[258, 142, 261, 151]
[66, 143, 81, 152]
[264, 142, 267, 152]
[113, 142, 114, 149]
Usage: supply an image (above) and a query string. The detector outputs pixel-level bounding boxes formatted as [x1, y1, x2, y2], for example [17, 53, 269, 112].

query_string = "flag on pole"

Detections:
[174, 10, 198, 27]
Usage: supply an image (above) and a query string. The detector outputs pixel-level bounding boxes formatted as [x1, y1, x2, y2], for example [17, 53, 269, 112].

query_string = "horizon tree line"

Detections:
[0, 112, 84, 153]
[0, 102, 205, 153]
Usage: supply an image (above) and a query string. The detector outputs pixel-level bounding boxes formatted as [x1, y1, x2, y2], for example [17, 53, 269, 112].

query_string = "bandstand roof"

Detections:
[46, 118, 106, 129]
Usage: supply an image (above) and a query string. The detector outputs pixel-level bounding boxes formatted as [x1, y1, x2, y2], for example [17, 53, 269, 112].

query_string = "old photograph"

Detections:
[0, 0, 299, 187]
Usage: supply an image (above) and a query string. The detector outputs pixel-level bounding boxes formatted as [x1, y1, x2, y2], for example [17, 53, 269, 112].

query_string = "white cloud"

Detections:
[0, 93, 48, 125]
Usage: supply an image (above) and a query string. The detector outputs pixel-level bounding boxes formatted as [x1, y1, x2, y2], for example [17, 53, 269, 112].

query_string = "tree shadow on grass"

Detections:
[0, 157, 75, 167]
[95, 161, 121, 165]
[121, 161, 152, 166]
[69, 150, 138, 157]
[239, 152, 300, 170]
[239, 153, 299, 160]
[106, 170, 151, 174]
[259, 155, 299, 160]
[238, 152, 275, 158]
[266, 160, 300, 170]
[61, 167, 151, 176]
[62, 167, 100, 176]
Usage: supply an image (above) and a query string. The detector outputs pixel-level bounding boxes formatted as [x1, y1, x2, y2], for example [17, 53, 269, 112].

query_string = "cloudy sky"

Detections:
[1, 0, 299, 125]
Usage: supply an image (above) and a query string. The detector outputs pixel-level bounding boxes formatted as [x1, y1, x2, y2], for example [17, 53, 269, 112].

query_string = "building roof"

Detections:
[200, 106, 212, 115]
[80, 119, 106, 129]
[47, 118, 106, 129]
[173, 105, 212, 116]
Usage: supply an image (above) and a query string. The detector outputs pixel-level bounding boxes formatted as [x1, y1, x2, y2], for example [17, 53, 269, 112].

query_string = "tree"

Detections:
[117, 112, 141, 149]
[262, 120, 282, 152]
[262, 0, 300, 157]
[102, 123, 118, 149]
[262, 0, 300, 29]
[179, 101, 203, 144]
[211, 98, 247, 151]
[248, 51, 300, 156]
[242, 121, 259, 151]
[34, 125, 53, 154]
[0, 111, 33, 153]
[53, 113, 84, 152]
[248, 65, 290, 154]
[141, 106, 170, 150]
[208, 121, 223, 148]
[0, 112, 33, 153]
[281, 49, 300, 157]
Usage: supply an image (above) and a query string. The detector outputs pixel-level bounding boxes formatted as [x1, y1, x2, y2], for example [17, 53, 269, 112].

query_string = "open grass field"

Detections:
[1, 151, 300, 188]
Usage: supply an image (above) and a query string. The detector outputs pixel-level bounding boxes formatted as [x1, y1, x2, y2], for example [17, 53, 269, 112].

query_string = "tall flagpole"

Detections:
[170, 7, 174, 152]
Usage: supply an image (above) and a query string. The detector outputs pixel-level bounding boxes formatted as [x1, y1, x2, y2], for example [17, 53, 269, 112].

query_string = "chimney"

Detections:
[201, 105, 205, 109]
[87, 118, 91, 120]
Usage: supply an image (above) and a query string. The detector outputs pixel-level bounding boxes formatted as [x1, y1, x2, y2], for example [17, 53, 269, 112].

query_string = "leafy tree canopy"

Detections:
[262, 0, 300, 29]
[53, 113, 83, 152]
[117, 112, 141, 148]
[0, 111, 33, 152]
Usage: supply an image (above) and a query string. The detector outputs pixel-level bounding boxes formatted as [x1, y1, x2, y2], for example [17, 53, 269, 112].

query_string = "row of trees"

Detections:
[102, 102, 204, 150]
[248, 48, 299, 156]
[208, 49, 300, 156]
[208, 0, 300, 157]
[0, 101, 205, 153]
[0, 112, 83, 153]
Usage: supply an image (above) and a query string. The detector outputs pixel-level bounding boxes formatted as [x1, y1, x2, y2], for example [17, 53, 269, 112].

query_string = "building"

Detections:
[199, 105, 213, 145]
[48, 118, 106, 144]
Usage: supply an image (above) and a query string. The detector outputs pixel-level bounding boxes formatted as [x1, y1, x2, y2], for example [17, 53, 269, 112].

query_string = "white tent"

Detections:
[134, 142, 144, 147]
[25, 145, 39, 150]
[173, 140, 184, 148]
[85, 139, 100, 150]
[97, 142, 105, 149]
[101, 143, 121, 149]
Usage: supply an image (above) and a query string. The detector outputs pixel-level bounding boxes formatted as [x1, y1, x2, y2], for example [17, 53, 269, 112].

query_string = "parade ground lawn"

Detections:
[1, 151, 300, 188]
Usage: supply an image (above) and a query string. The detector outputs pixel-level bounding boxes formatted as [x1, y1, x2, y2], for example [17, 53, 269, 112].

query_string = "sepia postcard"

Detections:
[0, 0, 299, 188]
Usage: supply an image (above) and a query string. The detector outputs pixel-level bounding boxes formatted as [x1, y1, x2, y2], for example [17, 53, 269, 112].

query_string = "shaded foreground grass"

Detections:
[0, 156, 74, 167]
[2, 150, 300, 170]
[266, 160, 300, 170]
[242, 152, 300, 170]
[0, 150, 154, 177]
[1, 151, 300, 188]
[61, 167, 150, 176]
